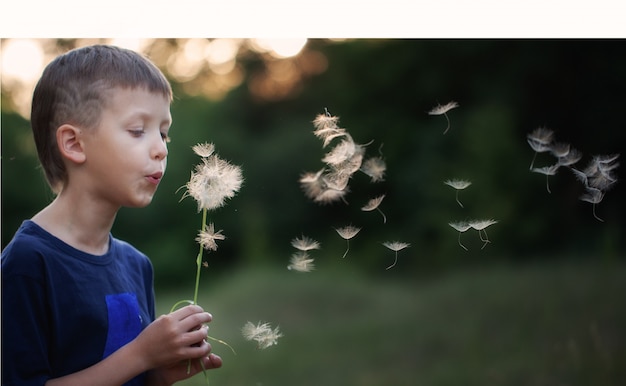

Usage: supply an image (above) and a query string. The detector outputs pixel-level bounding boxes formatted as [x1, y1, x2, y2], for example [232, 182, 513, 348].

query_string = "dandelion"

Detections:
[180, 144, 243, 305]
[287, 251, 315, 272]
[527, 127, 554, 169]
[172, 143, 243, 380]
[468, 219, 498, 249]
[428, 101, 459, 134]
[361, 195, 387, 223]
[195, 223, 225, 252]
[291, 235, 321, 251]
[335, 225, 361, 258]
[448, 221, 472, 251]
[242, 321, 283, 349]
[444, 179, 472, 208]
[361, 156, 386, 182]
[382, 241, 410, 270]
[531, 163, 560, 194]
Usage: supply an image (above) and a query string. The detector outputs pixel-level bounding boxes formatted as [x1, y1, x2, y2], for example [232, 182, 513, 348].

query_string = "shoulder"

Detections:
[1, 221, 53, 275]
[110, 236, 153, 271]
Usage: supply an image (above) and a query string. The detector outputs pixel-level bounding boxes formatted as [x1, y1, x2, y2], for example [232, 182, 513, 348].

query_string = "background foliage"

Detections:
[2, 39, 624, 285]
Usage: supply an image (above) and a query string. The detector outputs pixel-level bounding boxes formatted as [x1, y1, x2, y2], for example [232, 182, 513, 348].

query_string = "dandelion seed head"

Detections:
[444, 179, 472, 190]
[186, 155, 244, 211]
[382, 241, 410, 251]
[428, 101, 459, 115]
[287, 251, 315, 272]
[335, 225, 361, 240]
[291, 235, 320, 251]
[195, 223, 225, 251]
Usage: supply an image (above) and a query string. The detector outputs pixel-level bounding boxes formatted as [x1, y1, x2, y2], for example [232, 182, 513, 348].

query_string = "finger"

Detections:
[170, 304, 208, 321]
[182, 325, 210, 347]
[194, 353, 223, 371]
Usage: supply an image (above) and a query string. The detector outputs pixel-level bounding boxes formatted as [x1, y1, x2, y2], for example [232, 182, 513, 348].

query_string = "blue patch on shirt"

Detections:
[103, 293, 143, 357]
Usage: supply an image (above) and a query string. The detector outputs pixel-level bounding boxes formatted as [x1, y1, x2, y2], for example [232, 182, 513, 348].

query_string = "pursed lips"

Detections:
[146, 171, 163, 185]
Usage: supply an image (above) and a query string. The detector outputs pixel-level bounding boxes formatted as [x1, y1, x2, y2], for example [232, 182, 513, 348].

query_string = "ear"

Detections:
[56, 124, 86, 164]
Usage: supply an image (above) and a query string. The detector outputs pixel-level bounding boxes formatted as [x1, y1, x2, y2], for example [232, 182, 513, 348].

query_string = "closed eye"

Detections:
[129, 129, 145, 137]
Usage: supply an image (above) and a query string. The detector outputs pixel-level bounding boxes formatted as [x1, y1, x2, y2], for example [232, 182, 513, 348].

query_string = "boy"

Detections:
[1, 44, 222, 385]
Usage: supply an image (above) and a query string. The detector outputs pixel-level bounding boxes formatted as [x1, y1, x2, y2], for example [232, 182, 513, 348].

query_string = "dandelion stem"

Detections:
[529, 152, 537, 170]
[592, 203, 604, 222]
[479, 229, 491, 250]
[458, 232, 468, 251]
[193, 208, 208, 305]
[342, 240, 350, 259]
[545, 175, 551, 194]
[443, 113, 451, 134]
[455, 190, 464, 208]
[386, 252, 398, 270]
[377, 208, 387, 224]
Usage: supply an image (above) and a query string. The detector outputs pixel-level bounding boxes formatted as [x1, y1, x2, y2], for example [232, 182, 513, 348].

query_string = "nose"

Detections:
[152, 133, 168, 161]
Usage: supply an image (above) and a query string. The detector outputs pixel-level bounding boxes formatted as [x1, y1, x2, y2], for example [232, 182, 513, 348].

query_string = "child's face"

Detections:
[80, 87, 172, 208]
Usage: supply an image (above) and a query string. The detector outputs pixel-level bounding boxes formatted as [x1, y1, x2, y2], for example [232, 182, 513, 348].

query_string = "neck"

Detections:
[32, 189, 118, 255]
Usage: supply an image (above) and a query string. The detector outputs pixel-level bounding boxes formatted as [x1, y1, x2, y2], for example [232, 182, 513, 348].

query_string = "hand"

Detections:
[132, 305, 214, 370]
[147, 352, 223, 386]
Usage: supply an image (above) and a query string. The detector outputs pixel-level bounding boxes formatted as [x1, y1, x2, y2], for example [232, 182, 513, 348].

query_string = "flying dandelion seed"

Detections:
[361, 156, 386, 182]
[548, 142, 571, 158]
[527, 127, 555, 169]
[428, 101, 459, 134]
[444, 179, 472, 208]
[361, 195, 387, 223]
[242, 321, 283, 349]
[469, 219, 498, 249]
[312, 112, 348, 147]
[557, 147, 582, 167]
[580, 186, 605, 222]
[191, 142, 216, 158]
[195, 223, 225, 252]
[287, 251, 315, 272]
[531, 164, 560, 193]
[448, 221, 472, 251]
[382, 241, 410, 270]
[291, 235, 321, 251]
[335, 225, 361, 258]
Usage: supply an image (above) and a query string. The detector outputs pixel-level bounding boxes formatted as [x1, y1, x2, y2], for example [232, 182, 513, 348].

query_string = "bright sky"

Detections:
[0, 1, 624, 38]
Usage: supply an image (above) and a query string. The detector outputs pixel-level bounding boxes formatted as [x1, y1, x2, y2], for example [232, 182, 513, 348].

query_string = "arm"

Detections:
[46, 305, 219, 386]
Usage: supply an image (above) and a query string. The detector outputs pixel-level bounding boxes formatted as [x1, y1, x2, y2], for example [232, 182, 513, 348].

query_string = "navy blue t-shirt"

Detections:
[1, 220, 156, 385]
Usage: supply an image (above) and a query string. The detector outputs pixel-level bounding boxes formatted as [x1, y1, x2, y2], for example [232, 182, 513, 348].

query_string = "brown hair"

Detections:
[30, 44, 173, 193]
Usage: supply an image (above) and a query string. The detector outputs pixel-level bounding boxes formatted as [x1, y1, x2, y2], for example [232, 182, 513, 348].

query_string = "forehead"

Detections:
[102, 87, 171, 117]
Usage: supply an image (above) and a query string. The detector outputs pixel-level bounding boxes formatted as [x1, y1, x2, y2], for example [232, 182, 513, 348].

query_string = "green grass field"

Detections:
[155, 260, 626, 386]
